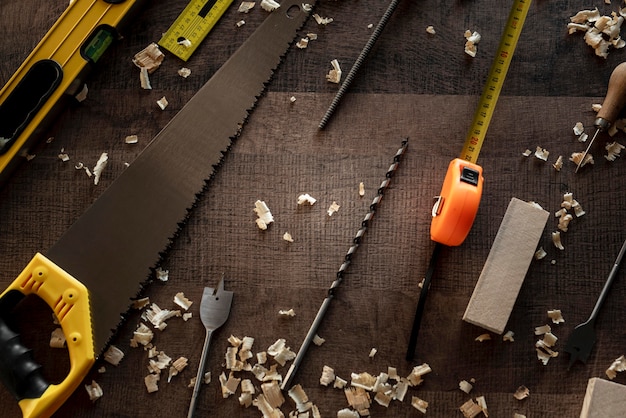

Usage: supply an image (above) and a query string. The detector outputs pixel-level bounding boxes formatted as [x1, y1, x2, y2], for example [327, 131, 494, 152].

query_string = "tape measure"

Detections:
[0, 0, 146, 189]
[430, 0, 531, 246]
[158, 0, 234, 61]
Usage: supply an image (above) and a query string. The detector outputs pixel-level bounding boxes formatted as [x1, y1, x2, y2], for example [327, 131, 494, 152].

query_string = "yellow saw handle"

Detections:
[0, 253, 95, 418]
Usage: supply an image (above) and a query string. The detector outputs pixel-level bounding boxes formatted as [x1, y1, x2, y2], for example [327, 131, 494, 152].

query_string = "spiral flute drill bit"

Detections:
[281, 138, 408, 391]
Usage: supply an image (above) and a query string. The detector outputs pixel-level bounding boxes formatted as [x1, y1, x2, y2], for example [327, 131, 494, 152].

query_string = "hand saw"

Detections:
[0, 2, 312, 416]
[0, 0, 147, 189]
[406, 0, 531, 360]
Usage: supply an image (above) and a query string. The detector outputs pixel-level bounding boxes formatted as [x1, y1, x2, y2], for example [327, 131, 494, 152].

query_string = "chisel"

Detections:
[576, 62, 626, 172]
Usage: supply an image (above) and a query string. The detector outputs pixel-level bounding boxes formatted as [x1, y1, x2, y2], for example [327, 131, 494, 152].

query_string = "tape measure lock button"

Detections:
[430, 158, 484, 247]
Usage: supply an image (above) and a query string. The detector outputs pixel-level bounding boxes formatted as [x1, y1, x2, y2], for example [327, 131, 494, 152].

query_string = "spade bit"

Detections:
[188, 277, 233, 417]
[565, 238, 626, 369]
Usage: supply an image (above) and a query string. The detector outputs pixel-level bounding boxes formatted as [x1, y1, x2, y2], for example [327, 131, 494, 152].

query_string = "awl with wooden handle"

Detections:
[577, 62, 626, 172]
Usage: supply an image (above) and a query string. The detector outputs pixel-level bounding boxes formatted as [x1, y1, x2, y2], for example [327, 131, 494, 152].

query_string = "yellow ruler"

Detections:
[158, 0, 234, 61]
[0, 0, 145, 188]
[459, 0, 531, 163]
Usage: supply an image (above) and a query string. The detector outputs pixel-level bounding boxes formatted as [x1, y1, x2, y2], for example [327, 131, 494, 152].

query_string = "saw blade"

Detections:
[46, 1, 312, 356]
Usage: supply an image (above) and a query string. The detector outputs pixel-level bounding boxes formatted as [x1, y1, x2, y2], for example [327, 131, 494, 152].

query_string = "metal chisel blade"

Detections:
[46, 0, 312, 355]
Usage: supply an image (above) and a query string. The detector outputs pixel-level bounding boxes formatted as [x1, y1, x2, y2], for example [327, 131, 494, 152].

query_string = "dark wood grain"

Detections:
[1, 0, 626, 417]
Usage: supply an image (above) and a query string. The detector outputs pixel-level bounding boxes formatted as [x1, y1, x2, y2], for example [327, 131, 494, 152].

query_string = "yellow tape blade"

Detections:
[158, 0, 234, 61]
[460, 0, 532, 163]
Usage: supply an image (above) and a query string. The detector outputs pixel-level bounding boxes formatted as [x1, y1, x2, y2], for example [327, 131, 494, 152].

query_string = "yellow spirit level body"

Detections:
[0, 0, 146, 188]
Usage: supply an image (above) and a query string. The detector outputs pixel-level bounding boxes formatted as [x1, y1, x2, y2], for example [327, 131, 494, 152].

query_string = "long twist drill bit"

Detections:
[281, 139, 408, 391]
[318, 0, 401, 129]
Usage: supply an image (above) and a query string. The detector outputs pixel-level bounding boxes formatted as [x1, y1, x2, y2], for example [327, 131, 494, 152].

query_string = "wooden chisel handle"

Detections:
[596, 62, 626, 129]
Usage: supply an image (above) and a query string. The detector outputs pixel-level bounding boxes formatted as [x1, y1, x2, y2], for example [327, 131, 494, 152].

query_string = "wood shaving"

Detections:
[178, 67, 191, 78]
[156, 96, 169, 110]
[296, 37, 309, 49]
[238, 1, 255, 12]
[320, 365, 336, 386]
[155, 267, 169, 282]
[326, 59, 342, 84]
[139, 67, 151, 90]
[278, 308, 296, 317]
[260, 0, 280, 11]
[148, 351, 172, 373]
[254, 200, 274, 230]
[168, 356, 188, 382]
[459, 380, 473, 394]
[344, 386, 371, 415]
[557, 213, 574, 232]
[288, 384, 313, 412]
[534, 324, 551, 335]
[359, 182, 365, 197]
[407, 363, 432, 386]
[130, 322, 154, 347]
[236, 20, 246, 27]
[551, 231, 564, 250]
[173, 292, 193, 310]
[464, 30, 481, 57]
[534, 146, 550, 161]
[50, 328, 66, 348]
[411, 396, 429, 413]
[475, 333, 491, 342]
[334, 375, 348, 389]
[327, 201, 341, 216]
[605, 141, 625, 161]
[297, 193, 317, 205]
[282, 232, 294, 242]
[552, 155, 563, 171]
[124, 135, 138, 144]
[261, 381, 285, 408]
[513, 385, 530, 400]
[573, 121, 585, 135]
[266, 338, 296, 366]
[522, 149, 532, 157]
[337, 408, 359, 418]
[503, 330, 515, 342]
[570, 151, 594, 167]
[312, 334, 325, 346]
[313, 13, 334, 25]
[84, 380, 103, 402]
[568, 8, 626, 58]
[426, 26, 436, 35]
[534, 247, 547, 260]
[144, 373, 160, 393]
[103, 345, 124, 366]
[459, 398, 483, 418]
[58, 149, 70, 162]
[547, 309, 565, 324]
[133, 43, 164, 73]
[220, 371, 242, 398]
[606, 355, 626, 379]
[75, 84, 88, 102]
[92, 152, 108, 185]
[144, 303, 182, 330]
[368, 348, 377, 358]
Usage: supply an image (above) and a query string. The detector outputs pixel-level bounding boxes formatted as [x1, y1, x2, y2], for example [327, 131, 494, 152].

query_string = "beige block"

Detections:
[580, 377, 626, 418]
[462, 197, 549, 334]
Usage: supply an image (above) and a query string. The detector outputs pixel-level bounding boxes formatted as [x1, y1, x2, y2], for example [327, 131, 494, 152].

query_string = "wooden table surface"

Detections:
[1, 0, 626, 417]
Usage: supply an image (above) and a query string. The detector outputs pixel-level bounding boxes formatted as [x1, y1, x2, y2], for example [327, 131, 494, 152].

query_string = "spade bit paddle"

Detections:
[565, 238, 626, 368]
[188, 278, 233, 417]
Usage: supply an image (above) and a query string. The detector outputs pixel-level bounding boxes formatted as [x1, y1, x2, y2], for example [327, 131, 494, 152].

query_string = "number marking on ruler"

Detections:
[158, 0, 234, 61]
[460, 0, 531, 163]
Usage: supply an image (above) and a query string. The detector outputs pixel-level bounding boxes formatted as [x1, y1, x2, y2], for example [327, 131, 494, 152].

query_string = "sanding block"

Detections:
[580, 377, 626, 418]
[463, 197, 549, 334]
